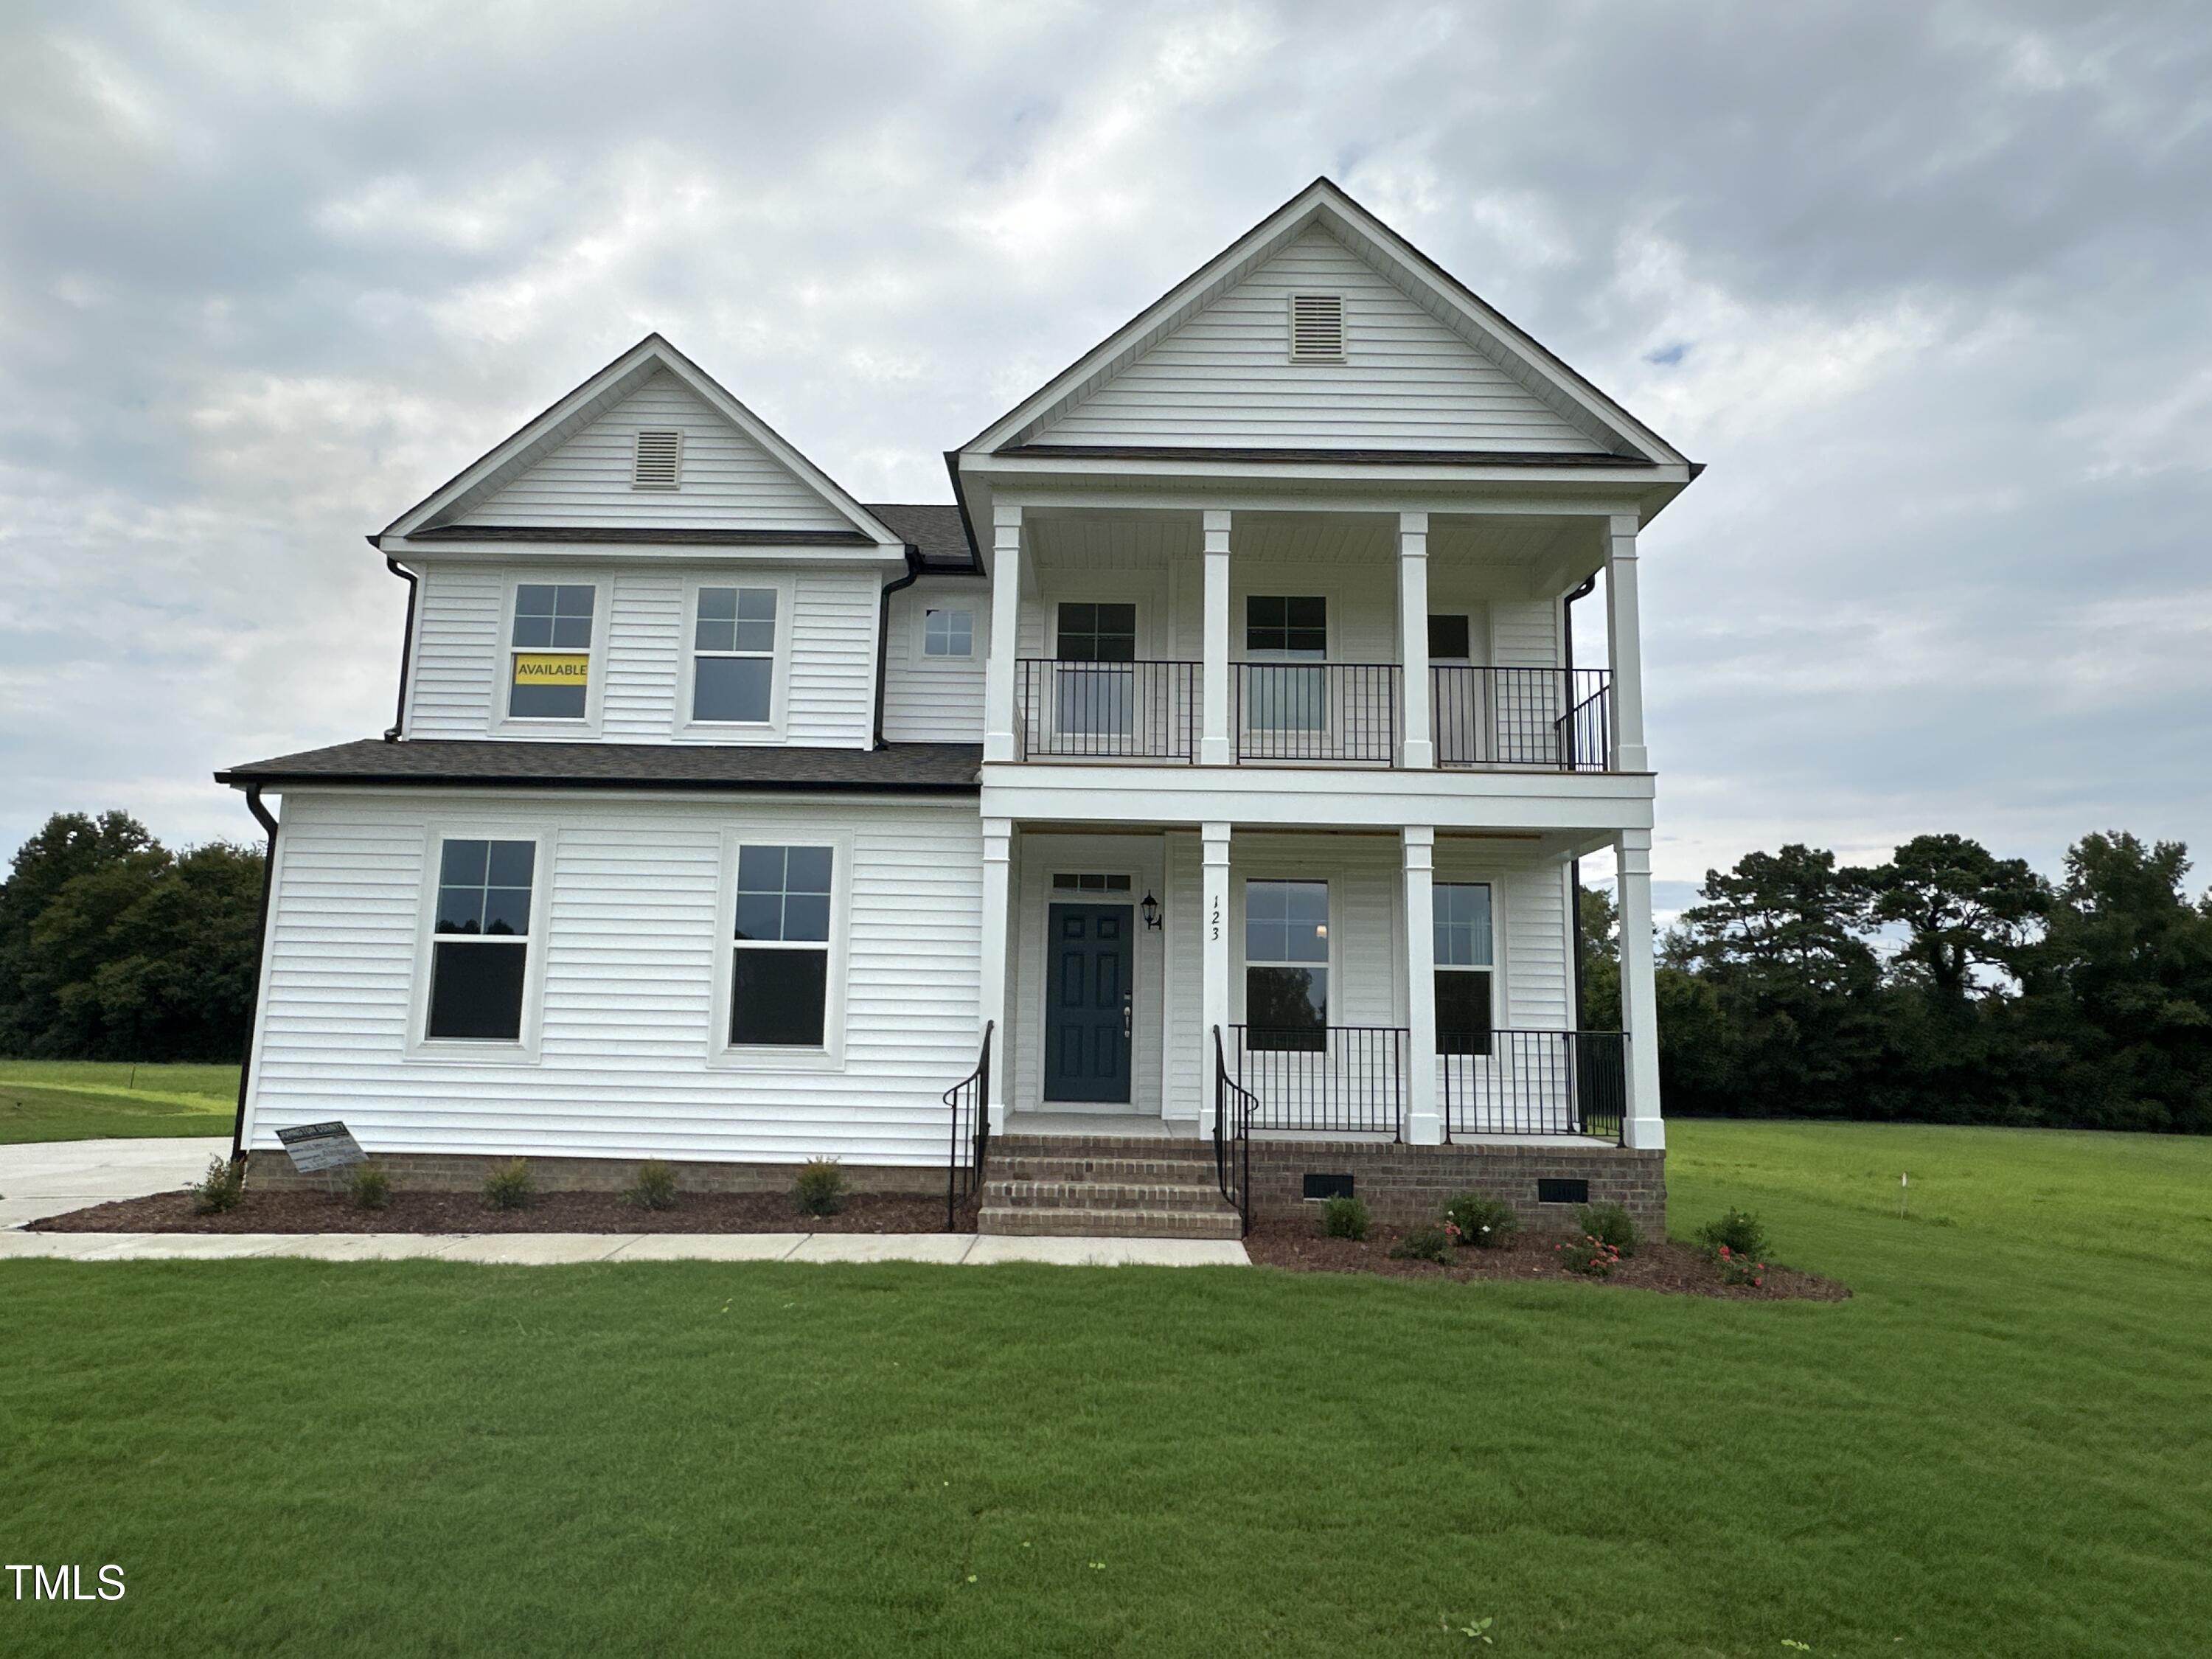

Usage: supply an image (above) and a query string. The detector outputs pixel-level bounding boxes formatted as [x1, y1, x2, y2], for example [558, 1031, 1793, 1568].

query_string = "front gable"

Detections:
[383, 335, 903, 551]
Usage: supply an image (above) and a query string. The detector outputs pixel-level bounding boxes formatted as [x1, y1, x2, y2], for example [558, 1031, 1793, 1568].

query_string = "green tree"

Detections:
[1872, 833, 2049, 1002]
[0, 811, 161, 1052]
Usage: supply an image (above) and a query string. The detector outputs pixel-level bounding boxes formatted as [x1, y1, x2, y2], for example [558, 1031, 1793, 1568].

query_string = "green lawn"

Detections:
[4, 1120, 2209, 1657]
[0, 1060, 235, 1143]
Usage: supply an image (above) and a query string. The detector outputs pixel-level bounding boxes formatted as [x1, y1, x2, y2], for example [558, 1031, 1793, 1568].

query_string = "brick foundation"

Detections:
[245, 1150, 942, 1197]
[1241, 1140, 1664, 1234]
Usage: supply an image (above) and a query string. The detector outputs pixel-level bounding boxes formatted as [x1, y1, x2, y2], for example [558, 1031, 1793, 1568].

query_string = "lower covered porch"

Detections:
[976, 823, 1651, 1147]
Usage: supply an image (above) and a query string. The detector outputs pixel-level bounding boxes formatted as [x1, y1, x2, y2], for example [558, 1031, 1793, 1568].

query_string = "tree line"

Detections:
[1581, 832, 2212, 1133]
[0, 812, 265, 1062]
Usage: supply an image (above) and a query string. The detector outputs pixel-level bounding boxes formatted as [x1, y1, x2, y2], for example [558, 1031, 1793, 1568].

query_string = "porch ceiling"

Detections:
[1022, 504, 1593, 576]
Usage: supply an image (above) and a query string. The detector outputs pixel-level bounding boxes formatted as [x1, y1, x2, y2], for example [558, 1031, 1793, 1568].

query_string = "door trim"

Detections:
[1038, 895, 1138, 1106]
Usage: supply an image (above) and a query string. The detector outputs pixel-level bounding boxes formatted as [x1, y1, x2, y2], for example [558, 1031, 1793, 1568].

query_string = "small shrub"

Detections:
[794, 1158, 844, 1217]
[482, 1158, 533, 1211]
[189, 1156, 245, 1215]
[1697, 1208, 1769, 1262]
[1388, 1225, 1452, 1263]
[1576, 1200, 1639, 1257]
[1319, 1194, 1368, 1240]
[347, 1163, 392, 1211]
[1555, 1232, 1623, 1277]
[1442, 1192, 1517, 1249]
[1714, 1244, 1767, 1288]
[629, 1160, 678, 1211]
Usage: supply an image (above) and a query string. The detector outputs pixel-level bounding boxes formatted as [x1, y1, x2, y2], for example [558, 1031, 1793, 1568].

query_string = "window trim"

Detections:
[709, 828, 852, 1071]
[1235, 874, 1335, 1045]
[493, 575, 608, 738]
[676, 575, 793, 742]
[1048, 597, 1142, 663]
[407, 825, 554, 1064]
[919, 604, 976, 662]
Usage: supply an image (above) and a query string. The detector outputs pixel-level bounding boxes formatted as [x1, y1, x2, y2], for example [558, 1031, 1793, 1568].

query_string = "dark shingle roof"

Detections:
[864, 502, 979, 573]
[216, 739, 981, 794]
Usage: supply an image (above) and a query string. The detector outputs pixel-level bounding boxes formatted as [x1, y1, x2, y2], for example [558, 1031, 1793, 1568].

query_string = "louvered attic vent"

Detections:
[1289, 293, 1345, 362]
[632, 428, 683, 490]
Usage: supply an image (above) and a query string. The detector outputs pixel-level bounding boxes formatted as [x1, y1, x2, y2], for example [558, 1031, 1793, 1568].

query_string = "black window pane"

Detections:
[510, 613, 553, 648]
[439, 839, 489, 886]
[698, 586, 737, 622]
[481, 886, 532, 936]
[550, 616, 592, 649]
[509, 679, 586, 720]
[554, 585, 596, 616]
[1247, 964, 1326, 1048]
[428, 941, 527, 1040]
[732, 947, 827, 1046]
[695, 655, 771, 723]
[732, 616, 776, 653]
[434, 886, 484, 934]
[737, 845, 785, 892]
[1437, 970, 1493, 1055]
[1285, 597, 1326, 630]
[734, 893, 783, 942]
[1429, 613, 1471, 660]
[737, 588, 777, 621]
[784, 846, 833, 894]
[697, 617, 737, 653]
[782, 893, 831, 942]
[486, 842, 535, 887]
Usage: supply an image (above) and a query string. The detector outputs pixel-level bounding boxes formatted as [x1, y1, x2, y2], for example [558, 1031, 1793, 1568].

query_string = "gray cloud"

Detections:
[3, 0, 2208, 894]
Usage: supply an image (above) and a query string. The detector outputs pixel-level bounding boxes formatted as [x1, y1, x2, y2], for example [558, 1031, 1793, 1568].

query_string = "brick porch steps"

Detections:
[978, 1135, 1241, 1239]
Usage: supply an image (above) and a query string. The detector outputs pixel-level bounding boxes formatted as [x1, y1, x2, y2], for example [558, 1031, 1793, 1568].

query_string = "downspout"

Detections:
[873, 547, 924, 748]
[380, 552, 419, 742]
[229, 783, 281, 1164]
[1563, 574, 1598, 1027]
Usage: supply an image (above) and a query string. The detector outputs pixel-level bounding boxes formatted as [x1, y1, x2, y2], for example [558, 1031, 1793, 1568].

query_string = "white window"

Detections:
[424, 838, 537, 1044]
[923, 606, 973, 658]
[1289, 293, 1345, 361]
[1434, 883, 1495, 1056]
[1245, 878, 1328, 1051]
[728, 844, 835, 1048]
[1244, 595, 1326, 734]
[507, 583, 596, 721]
[633, 428, 682, 490]
[692, 585, 778, 725]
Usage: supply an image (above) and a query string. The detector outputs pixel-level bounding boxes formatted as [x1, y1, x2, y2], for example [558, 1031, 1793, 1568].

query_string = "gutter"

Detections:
[378, 548, 419, 742]
[1562, 573, 1597, 1026]
[873, 546, 924, 748]
[229, 783, 281, 1163]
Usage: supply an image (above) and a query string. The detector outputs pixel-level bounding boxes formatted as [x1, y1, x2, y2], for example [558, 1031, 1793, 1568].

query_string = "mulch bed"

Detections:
[31, 1187, 975, 1236]
[1245, 1221, 1849, 1301]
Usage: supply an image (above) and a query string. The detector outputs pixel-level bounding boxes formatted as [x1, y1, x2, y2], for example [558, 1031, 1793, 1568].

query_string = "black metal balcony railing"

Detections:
[1430, 667, 1614, 771]
[1009, 661, 1617, 770]
[1226, 1023, 1406, 1137]
[1439, 1029, 1625, 1143]
[1016, 659, 1201, 760]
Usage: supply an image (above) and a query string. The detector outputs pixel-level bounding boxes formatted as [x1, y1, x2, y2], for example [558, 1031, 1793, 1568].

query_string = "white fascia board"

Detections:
[979, 763, 1655, 835]
[965, 449, 1691, 495]
[274, 783, 982, 814]
[376, 535, 908, 566]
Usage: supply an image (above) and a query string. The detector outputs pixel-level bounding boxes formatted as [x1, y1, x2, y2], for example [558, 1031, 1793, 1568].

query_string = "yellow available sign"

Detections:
[512, 653, 589, 686]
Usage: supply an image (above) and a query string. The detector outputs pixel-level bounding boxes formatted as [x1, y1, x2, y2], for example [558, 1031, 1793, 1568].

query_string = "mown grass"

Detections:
[0, 1060, 235, 1143]
[3, 1120, 2208, 1657]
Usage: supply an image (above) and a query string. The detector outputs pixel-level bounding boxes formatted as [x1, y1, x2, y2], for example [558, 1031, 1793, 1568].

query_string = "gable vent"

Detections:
[632, 428, 683, 490]
[1289, 293, 1345, 362]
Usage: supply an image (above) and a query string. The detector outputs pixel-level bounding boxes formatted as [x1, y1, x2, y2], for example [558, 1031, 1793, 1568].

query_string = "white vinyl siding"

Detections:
[882, 581, 990, 742]
[454, 368, 855, 532]
[242, 791, 983, 1168]
[1037, 225, 1607, 453]
[403, 563, 879, 746]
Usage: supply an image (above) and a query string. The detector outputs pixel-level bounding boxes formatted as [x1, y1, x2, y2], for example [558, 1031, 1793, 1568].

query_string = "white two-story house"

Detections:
[223, 179, 1693, 1238]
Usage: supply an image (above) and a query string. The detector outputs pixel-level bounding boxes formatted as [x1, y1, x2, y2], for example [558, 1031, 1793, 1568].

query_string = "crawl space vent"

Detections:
[1302, 1172, 1355, 1201]
[1288, 293, 1344, 361]
[632, 428, 683, 490]
[1537, 1178, 1590, 1206]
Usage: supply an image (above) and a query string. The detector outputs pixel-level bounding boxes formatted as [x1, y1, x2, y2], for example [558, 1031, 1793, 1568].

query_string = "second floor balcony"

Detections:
[1013, 658, 1614, 770]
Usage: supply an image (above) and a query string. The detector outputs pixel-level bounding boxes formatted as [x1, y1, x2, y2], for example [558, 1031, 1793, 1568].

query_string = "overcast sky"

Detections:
[3, 1, 2208, 908]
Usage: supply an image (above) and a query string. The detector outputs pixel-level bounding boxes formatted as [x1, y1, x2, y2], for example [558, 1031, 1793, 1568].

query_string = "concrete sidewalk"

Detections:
[0, 1229, 1249, 1266]
[0, 1135, 229, 1229]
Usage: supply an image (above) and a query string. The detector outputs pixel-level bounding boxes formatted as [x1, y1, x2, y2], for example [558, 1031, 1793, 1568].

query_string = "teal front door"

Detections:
[1046, 902, 1133, 1103]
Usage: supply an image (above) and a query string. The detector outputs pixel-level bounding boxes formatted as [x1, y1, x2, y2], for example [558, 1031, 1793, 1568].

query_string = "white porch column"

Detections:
[1401, 825, 1441, 1144]
[980, 815, 1013, 1129]
[984, 504, 1023, 762]
[1397, 512, 1433, 770]
[1615, 829, 1664, 1150]
[1200, 510, 1232, 765]
[1604, 514, 1649, 773]
[1199, 820, 1232, 1134]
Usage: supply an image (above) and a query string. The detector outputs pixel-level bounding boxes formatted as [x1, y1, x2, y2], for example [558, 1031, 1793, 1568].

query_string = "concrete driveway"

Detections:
[0, 1136, 229, 1229]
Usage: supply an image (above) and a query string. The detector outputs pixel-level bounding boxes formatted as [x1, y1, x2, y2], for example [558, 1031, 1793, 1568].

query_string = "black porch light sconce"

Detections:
[1140, 891, 1162, 931]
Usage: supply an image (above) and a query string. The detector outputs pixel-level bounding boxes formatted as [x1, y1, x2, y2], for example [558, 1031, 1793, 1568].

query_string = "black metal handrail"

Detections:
[1232, 661, 1399, 764]
[1015, 658, 1201, 760]
[1227, 1023, 1406, 1137]
[1430, 667, 1613, 771]
[944, 1020, 993, 1230]
[1213, 1025, 1254, 1236]
[1439, 1029, 1625, 1142]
